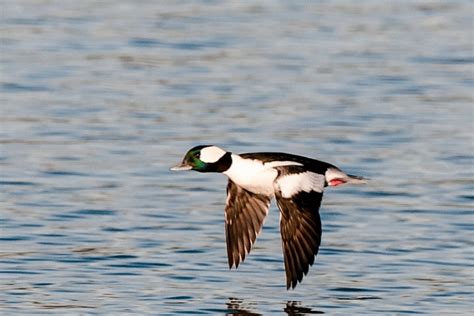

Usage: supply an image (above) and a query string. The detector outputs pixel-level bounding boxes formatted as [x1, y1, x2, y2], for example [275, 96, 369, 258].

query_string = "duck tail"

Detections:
[346, 174, 368, 184]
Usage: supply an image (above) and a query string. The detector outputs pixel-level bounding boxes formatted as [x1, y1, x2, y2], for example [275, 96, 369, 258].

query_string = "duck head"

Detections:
[170, 145, 232, 173]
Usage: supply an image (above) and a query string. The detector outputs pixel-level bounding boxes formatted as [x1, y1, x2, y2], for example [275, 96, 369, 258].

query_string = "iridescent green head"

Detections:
[170, 145, 231, 173]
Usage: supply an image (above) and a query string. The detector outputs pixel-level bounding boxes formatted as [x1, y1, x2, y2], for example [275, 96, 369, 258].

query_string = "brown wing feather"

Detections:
[276, 190, 323, 289]
[225, 180, 271, 269]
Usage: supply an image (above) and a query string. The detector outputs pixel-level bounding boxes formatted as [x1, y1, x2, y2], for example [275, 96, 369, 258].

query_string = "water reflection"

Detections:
[226, 297, 261, 316]
[226, 298, 324, 315]
[284, 301, 324, 315]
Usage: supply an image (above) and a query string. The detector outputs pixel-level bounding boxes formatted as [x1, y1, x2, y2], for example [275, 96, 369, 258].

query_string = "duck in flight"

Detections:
[171, 145, 366, 289]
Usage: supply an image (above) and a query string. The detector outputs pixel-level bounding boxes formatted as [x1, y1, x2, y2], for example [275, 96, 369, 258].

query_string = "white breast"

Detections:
[223, 155, 301, 196]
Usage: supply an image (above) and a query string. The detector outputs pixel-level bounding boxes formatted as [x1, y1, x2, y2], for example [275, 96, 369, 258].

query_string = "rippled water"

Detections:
[1, 1, 473, 314]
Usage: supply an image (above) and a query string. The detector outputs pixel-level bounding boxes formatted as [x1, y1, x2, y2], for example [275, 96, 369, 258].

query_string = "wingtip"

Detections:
[228, 259, 240, 270]
[286, 281, 297, 290]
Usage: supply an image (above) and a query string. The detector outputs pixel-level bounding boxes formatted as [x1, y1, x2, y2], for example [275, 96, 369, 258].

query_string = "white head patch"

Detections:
[200, 146, 227, 163]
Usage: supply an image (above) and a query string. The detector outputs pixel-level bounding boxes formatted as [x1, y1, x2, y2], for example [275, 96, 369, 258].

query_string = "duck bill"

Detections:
[170, 162, 193, 171]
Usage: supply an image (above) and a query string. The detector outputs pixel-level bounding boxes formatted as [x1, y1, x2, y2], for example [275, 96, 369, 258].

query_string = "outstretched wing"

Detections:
[225, 179, 271, 269]
[274, 167, 324, 289]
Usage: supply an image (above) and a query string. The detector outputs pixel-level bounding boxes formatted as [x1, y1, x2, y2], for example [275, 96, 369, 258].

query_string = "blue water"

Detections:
[1, 1, 473, 315]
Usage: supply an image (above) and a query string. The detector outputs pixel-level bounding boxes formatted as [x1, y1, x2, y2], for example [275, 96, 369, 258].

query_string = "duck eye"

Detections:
[195, 152, 200, 159]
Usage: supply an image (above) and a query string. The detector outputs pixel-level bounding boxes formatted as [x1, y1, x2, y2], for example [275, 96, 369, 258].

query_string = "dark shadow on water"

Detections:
[226, 298, 324, 315]
[226, 297, 261, 316]
[284, 301, 325, 315]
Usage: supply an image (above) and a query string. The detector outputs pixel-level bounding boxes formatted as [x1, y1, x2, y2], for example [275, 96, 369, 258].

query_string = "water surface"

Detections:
[1, 1, 473, 315]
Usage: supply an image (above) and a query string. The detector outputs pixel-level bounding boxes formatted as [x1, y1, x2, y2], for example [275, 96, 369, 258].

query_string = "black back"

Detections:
[240, 152, 335, 175]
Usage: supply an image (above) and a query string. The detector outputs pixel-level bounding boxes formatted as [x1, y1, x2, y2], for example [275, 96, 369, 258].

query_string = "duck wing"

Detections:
[225, 179, 271, 269]
[273, 166, 325, 289]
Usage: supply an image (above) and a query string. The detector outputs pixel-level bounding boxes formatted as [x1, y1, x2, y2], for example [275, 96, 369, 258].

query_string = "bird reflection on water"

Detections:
[226, 298, 324, 315]
[284, 301, 325, 315]
[226, 298, 261, 316]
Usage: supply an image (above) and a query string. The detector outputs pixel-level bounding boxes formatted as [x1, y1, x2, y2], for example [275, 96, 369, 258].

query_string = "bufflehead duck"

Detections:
[171, 145, 366, 289]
